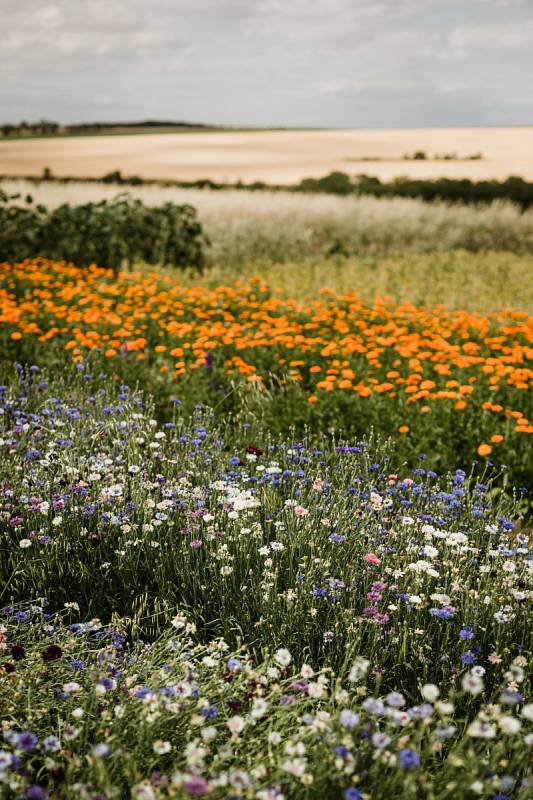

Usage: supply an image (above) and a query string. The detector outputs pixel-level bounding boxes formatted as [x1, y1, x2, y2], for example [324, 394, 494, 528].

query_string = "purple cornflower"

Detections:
[459, 626, 474, 640]
[27, 787, 47, 800]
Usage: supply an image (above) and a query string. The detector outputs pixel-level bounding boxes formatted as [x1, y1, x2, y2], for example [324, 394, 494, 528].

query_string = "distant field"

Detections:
[1, 127, 533, 183]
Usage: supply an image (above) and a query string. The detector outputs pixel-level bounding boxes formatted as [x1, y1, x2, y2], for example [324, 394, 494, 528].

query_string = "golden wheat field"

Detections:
[1, 127, 533, 183]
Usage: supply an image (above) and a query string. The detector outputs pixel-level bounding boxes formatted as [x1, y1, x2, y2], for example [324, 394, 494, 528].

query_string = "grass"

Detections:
[3, 179, 533, 268]
[178, 251, 533, 313]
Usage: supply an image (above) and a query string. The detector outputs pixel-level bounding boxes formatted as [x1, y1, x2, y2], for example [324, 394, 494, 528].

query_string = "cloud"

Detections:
[0, 0, 531, 125]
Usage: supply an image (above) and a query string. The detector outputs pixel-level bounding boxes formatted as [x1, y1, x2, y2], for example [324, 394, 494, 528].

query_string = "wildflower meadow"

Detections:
[0, 245, 531, 800]
[0, 358, 531, 800]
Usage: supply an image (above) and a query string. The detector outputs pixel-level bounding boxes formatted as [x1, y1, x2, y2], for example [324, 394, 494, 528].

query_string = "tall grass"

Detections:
[3, 179, 533, 266]
[177, 251, 533, 313]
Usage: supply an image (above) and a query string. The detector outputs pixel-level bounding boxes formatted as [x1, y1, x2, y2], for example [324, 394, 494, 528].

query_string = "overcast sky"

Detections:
[1, 0, 532, 127]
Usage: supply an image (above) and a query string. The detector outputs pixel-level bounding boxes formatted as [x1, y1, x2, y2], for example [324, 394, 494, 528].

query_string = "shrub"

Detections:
[0, 191, 206, 271]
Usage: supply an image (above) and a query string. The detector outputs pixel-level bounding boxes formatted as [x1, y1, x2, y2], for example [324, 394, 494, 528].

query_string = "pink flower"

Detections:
[402, 478, 414, 486]
[387, 474, 398, 485]
[364, 553, 381, 565]
[294, 505, 309, 517]
[184, 776, 209, 796]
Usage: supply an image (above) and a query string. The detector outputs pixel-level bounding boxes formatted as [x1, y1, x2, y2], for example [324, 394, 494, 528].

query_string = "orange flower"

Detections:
[398, 425, 409, 434]
[477, 443, 492, 457]
[307, 395, 318, 404]
[490, 434, 503, 443]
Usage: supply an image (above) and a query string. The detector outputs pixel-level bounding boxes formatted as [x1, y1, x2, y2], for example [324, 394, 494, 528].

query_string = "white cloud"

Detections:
[0, 0, 531, 125]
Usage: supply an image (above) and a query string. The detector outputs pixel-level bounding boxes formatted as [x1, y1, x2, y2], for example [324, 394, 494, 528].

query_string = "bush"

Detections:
[0, 191, 206, 271]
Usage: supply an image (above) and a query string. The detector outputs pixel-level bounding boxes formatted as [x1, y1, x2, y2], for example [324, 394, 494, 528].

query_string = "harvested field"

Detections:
[1, 127, 533, 183]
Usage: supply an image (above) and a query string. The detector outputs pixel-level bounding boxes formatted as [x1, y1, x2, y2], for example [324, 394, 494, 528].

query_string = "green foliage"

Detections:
[0, 191, 206, 271]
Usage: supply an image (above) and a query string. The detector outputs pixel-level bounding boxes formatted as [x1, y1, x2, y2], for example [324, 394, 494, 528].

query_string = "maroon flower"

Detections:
[42, 644, 63, 662]
[11, 644, 26, 661]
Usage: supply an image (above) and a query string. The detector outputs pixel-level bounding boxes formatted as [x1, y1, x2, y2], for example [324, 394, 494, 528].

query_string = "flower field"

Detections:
[0, 366, 531, 799]
[0, 258, 531, 490]
[0, 256, 532, 799]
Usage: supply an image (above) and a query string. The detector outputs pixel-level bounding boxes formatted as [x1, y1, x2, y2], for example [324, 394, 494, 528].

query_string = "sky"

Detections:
[1, 0, 532, 127]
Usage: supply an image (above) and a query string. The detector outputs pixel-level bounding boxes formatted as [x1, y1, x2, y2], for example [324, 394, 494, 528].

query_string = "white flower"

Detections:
[281, 758, 307, 777]
[131, 782, 156, 800]
[62, 682, 81, 694]
[201, 726, 217, 741]
[171, 612, 187, 629]
[498, 716, 521, 735]
[251, 698, 268, 719]
[307, 682, 324, 699]
[348, 656, 370, 682]
[436, 701, 454, 716]
[19, 539, 32, 548]
[462, 673, 484, 696]
[467, 720, 496, 738]
[153, 740, 172, 754]
[227, 715, 245, 734]
[274, 648, 292, 667]
[521, 703, 533, 722]
[268, 731, 282, 745]
[420, 684, 439, 702]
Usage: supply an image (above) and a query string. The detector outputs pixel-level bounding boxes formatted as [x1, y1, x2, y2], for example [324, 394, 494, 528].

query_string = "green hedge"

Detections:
[296, 172, 533, 208]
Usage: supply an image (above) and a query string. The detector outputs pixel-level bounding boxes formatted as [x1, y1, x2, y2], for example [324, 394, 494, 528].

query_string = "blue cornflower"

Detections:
[16, 732, 39, 752]
[200, 705, 218, 719]
[460, 651, 477, 665]
[459, 626, 474, 640]
[399, 749, 420, 769]
[42, 735, 60, 752]
[334, 745, 349, 757]
[339, 710, 360, 728]
[70, 659, 86, 670]
[344, 790, 362, 800]
[429, 608, 455, 620]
